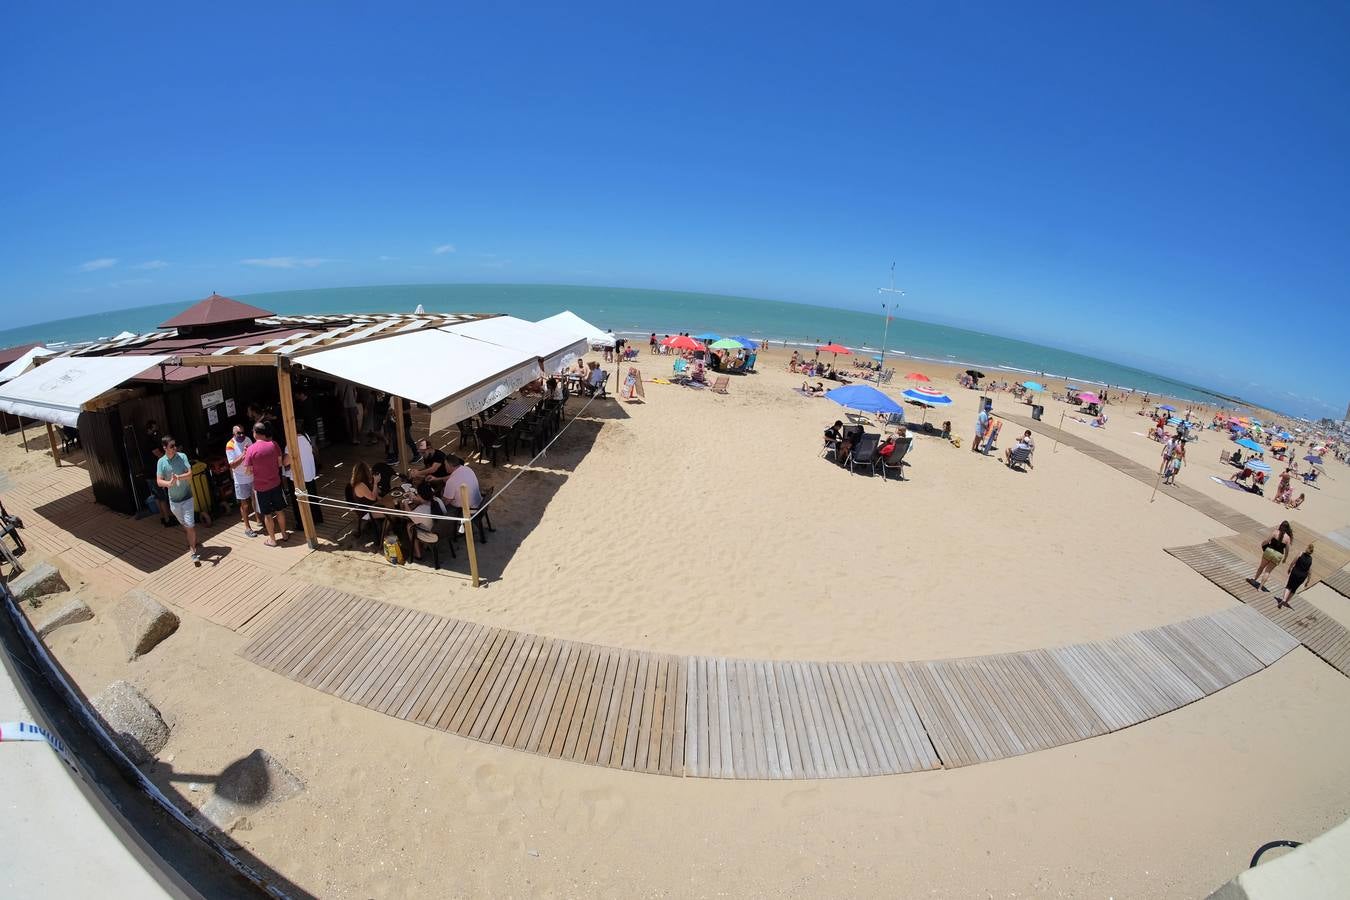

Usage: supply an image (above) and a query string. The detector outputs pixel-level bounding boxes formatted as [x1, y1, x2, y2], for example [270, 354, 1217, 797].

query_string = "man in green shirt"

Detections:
[156, 434, 200, 563]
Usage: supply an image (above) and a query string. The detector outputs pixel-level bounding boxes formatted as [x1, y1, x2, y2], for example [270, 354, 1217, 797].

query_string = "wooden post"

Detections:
[276, 366, 318, 549]
[45, 422, 61, 467]
[460, 482, 480, 588]
[19, 418, 29, 453]
[394, 396, 412, 475]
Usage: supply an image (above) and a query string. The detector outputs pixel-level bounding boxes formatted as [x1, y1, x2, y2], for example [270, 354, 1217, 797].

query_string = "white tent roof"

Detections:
[445, 316, 588, 374]
[0, 355, 169, 428]
[537, 310, 615, 347]
[294, 329, 540, 432]
[0, 346, 53, 385]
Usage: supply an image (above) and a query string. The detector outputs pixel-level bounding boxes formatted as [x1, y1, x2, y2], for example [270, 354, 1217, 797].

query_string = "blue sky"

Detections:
[2, 3, 1347, 417]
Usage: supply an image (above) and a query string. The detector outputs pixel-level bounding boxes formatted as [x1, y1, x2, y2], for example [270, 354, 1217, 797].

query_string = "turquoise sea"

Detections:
[0, 284, 1250, 410]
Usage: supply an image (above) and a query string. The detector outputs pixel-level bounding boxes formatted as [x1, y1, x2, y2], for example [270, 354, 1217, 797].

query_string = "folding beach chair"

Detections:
[711, 376, 729, 394]
[847, 433, 881, 476]
[880, 437, 913, 481]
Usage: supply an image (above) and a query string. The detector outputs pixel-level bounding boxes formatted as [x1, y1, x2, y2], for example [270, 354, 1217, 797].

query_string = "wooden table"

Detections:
[484, 396, 537, 429]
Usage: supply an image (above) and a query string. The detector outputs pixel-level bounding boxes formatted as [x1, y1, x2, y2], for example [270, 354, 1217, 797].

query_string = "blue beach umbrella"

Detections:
[901, 387, 953, 406]
[1159, 404, 1176, 412]
[872, 355, 885, 361]
[1304, 454, 1324, 465]
[1021, 381, 1044, 392]
[1277, 431, 1293, 440]
[732, 336, 757, 349]
[694, 332, 721, 342]
[1244, 459, 1272, 474]
[826, 384, 903, 415]
[1235, 438, 1264, 453]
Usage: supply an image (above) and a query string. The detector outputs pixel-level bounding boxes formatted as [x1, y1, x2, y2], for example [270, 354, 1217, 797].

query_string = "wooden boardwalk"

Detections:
[1166, 542, 1350, 677]
[239, 591, 1297, 779]
[1325, 568, 1350, 600]
[999, 411, 1265, 533]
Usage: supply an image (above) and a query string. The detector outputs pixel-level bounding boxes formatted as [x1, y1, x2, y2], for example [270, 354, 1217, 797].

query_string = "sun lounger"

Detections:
[1005, 444, 1034, 470]
[847, 433, 880, 476]
[710, 376, 729, 394]
[879, 437, 913, 481]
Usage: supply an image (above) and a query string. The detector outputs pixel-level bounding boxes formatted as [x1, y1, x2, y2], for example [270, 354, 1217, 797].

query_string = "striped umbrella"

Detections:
[1243, 459, 1272, 474]
[901, 385, 952, 424]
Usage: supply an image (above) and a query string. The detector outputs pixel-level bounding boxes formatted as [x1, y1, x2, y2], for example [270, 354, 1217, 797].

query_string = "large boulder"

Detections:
[91, 680, 170, 765]
[9, 562, 68, 604]
[199, 749, 305, 831]
[33, 595, 93, 638]
[112, 590, 179, 660]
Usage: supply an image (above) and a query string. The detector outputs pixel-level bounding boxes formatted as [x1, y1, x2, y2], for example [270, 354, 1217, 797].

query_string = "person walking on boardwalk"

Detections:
[1249, 520, 1293, 592]
[225, 425, 262, 536]
[1277, 544, 1315, 609]
[244, 421, 288, 546]
[155, 434, 200, 563]
[1160, 433, 1179, 474]
[1163, 441, 1185, 485]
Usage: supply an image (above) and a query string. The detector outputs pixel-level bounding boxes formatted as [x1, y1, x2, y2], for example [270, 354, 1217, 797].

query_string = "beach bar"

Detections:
[0, 294, 584, 551]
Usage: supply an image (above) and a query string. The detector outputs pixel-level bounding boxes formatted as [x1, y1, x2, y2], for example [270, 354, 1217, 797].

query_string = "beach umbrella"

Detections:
[709, 338, 743, 350]
[694, 332, 721, 342]
[1244, 459, 1273, 474]
[1021, 381, 1044, 392]
[825, 384, 903, 415]
[816, 342, 852, 365]
[732, 336, 757, 349]
[966, 369, 985, 380]
[906, 372, 931, 382]
[1304, 454, 1324, 464]
[662, 335, 704, 351]
[1159, 404, 1175, 412]
[1077, 391, 1101, 405]
[871, 354, 885, 362]
[1235, 437, 1263, 453]
[901, 386, 953, 406]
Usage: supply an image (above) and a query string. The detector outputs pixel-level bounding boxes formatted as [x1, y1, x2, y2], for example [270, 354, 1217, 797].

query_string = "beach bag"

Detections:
[382, 535, 404, 566]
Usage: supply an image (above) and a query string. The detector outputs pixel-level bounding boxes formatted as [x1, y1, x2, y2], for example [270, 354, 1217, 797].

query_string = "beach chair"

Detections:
[821, 436, 839, 461]
[847, 433, 880, 476]
[1005, 444, 1034, 471]
[880, 437, 913, 481]
[711, 376, 729, 394]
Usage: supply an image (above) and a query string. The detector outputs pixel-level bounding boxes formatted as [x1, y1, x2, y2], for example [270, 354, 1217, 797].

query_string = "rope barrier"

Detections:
[295, 390, 604, 524]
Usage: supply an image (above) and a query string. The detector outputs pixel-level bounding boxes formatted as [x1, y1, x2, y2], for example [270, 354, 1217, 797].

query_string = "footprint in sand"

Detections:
[578, 787, 629, 833]
[781, 787, 822, 808]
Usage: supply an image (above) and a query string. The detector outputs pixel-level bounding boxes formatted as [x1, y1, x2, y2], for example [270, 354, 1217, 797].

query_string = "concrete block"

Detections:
[199, 749, 305, 831]
[33, 595, 93, 638]
[112, 590, 179, 661]
[91, 681, 170, 766]
[9, 562, 68, 604]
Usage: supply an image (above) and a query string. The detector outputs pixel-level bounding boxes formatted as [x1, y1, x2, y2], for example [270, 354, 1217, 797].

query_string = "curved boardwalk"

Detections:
[237, 588, 1297, 779]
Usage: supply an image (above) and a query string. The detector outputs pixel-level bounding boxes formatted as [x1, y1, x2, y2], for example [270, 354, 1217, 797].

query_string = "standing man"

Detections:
[143, 420, 173, 527]
[972, 400, 990, 454]
[156, 434, 200, 563]
[225, 425, 261, 536]
[283, 421, 324, 526]
[244, 421, 288, 546]
[1160, 433, 1178, 474]
[338, 380, 360, 444]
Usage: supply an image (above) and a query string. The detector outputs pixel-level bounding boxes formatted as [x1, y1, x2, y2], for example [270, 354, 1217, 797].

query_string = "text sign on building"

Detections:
[200, 389, 225, 409]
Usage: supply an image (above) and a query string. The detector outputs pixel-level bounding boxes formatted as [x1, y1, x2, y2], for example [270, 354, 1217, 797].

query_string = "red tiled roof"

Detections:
[0, 342, 42, 366]
[159, 293, 274, 329]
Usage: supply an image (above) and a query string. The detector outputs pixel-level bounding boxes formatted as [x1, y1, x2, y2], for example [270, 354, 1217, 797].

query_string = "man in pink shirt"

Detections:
[243, 421, 288, 546]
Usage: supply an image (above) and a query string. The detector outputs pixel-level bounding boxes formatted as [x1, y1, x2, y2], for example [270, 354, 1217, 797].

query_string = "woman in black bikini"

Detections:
[1278, 544, 1315, 608]
[1250, 520, 1293, 591]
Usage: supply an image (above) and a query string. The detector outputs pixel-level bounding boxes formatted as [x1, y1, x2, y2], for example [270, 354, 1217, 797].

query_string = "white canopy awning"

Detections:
[293, 329, 540, 432]
[537, 310, 615, 348]
[0, 355, 169, 428]
[445, 316, 588, 374]
[0, 346, 53, 385]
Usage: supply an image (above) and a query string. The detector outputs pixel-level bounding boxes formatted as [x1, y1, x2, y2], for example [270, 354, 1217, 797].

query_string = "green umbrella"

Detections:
[710, 338, 744, 350]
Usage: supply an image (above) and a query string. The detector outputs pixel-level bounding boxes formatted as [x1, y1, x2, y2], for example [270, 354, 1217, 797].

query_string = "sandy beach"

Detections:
[5, 343, 1350, 898]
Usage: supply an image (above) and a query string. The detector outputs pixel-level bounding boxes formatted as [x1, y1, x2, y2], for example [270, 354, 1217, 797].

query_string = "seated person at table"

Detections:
[440, 455, 482, 513]
[408, 439, 449, 485]
[349, 461, 385, 539]
[586, 362, 606, 393]
[407, 482, 448, 561]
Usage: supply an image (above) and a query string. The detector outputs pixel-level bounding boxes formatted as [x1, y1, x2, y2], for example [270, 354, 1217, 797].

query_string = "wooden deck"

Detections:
[999, 411, 1266, 533]
[239, 591, 1297, 779]
[1324, 568, 1350, 600]
[1166, 542, 1350, 677]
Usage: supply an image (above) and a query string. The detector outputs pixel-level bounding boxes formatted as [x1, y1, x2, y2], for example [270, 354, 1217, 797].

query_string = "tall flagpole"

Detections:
[877, 261, 904, 385]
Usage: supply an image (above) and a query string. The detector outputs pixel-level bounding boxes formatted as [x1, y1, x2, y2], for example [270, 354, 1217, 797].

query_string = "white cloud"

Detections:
[433, 243, 456, 255]
[133, 259, 170, 270]
[78, 257, 118, 272]
[240, 256, 334, 269]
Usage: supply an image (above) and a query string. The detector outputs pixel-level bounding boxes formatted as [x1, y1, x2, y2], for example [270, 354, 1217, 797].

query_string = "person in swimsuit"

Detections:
[1249, 520, 1293, 592]
[1278, 544, 1314, 608]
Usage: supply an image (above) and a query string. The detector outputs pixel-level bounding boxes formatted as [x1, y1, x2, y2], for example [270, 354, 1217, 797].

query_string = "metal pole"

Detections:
[1053, 410, 1065, 453]
[461, 483, 480, 587]
[877, 261, 904, 386]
